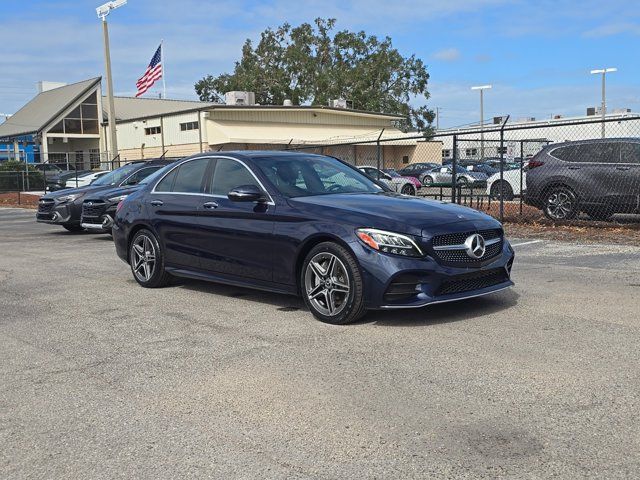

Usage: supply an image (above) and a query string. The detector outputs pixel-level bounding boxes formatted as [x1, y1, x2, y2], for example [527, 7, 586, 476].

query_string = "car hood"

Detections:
[41, 184, 114, 199]
[84, 185, 142, 202]
[289, 192, 500, 237]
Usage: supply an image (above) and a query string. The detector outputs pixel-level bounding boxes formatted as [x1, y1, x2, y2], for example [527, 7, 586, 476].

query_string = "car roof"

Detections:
[543, 137, 640, 150]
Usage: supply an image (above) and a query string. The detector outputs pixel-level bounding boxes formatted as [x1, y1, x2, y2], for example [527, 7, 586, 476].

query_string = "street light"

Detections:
[97, 0, 127, 163]
[590, 67, 617, 138]
[471, 85, 492, 159]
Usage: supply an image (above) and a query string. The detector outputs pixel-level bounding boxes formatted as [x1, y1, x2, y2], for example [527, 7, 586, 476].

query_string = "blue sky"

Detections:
[1, 0, 638, 127]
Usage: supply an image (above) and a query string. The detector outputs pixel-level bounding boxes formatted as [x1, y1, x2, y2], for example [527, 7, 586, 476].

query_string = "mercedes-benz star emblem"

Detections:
[464, 233, 486, 259]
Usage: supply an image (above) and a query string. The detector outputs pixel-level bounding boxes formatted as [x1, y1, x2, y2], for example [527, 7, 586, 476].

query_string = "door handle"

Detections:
[203, 201, 219, 209]
[616, 166, 631, 171]
[567, 166, 581, 170]
[150, 200, 163, 206]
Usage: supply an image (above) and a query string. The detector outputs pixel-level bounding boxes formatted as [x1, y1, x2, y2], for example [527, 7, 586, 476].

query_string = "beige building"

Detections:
[0, 77, 442, 169]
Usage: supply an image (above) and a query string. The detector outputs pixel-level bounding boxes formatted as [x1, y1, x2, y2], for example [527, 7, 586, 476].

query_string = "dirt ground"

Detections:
[0, 193, 38, 209]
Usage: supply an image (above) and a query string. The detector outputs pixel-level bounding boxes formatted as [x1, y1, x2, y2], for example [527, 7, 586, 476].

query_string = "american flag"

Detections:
[135, 44, 163, 97]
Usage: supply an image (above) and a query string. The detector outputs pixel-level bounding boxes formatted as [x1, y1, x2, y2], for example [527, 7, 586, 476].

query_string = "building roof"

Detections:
[109, 96, 216, 122]
[0, 77, 101, 140]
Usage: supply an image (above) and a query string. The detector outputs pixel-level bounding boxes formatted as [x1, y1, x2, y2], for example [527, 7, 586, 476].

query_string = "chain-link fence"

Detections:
[284, 115, 640, 226]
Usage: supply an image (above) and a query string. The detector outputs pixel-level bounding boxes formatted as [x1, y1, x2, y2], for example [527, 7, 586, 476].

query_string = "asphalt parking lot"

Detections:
[1, 207, 639, 479]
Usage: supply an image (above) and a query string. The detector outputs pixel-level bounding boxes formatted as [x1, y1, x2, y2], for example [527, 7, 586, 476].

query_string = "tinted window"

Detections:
[155, 168, 178, 192]
[211, 159, 257, 195]
[553, 143, 621, 163]
[255, 155, 383, 198]
[92, 163, 141, 186]
[172, 159, 209, 193]
[123, 166, 162, 185]
[621, 142, 640, 164]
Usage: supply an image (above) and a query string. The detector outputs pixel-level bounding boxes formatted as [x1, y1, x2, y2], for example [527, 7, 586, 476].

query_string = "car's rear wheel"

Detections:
[543, 186, 578, 220]
[490, 181, 515, 201]
[301, 242, 366, 325]
[422, 175, 434, 187]
[129, 229, 172, 288]
[401, 184, 415, 195]
[62, 224, 84, 232]
[456, 176, 469, 187]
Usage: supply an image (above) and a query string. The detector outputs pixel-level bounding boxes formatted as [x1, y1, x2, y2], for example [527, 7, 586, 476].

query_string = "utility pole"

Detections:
[97, 1, 127, 163]
[590, 68, 617, 138]
[471, 85, 491, 160]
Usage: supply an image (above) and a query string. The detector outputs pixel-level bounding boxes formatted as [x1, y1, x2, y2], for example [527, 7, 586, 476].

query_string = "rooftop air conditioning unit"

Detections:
[283, 99, 293, 106]
[553, 114, 563, 119]
[493, 116, 507, 124]
[224, 91, 256, 106]
[329, 99, 348, 109]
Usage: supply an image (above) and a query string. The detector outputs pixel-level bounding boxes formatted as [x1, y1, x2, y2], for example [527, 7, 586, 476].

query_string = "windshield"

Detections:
[254, 155, 385, 198]
[91, 163, 144, 186]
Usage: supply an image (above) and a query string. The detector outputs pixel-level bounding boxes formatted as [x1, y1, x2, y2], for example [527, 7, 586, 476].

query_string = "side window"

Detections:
[155, 168, 178, 192]
[124, 167, 161, 185]
[620, 143, 640, 164]
[211, 159, 259, 195]
[552, 145, 580, 162]
[172, 159, 209, 193]
[589, 142, 620, 163]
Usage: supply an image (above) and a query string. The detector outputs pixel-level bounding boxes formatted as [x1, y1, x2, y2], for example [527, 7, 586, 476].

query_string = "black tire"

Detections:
[490, 181, 515, 201]
[585, 206, 614, 222]
[301, 242, 366, 325]
[543, 186, 578, 221]
[456, 176, 469, 187]
[422, 175, 434, 187]
[401, 183, 415, 195]
[62, 224, 84, 232]
[129, 229, 173, 288]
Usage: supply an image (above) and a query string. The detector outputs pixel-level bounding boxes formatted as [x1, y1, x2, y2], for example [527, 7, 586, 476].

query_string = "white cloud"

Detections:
[583, 22, 640, 38]
[432, 48, 461, 62]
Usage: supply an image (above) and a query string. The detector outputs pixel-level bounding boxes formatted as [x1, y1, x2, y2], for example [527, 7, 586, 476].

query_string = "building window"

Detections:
[145, 126, 161, 135]
[496, 146, 507, 155]
[442, 149, 451, 158]
[465, 148, 478, 157]
[402, 155, 409, 164]
[180, 121, 199, 131]
[89, 149, 101, 169]
[48, 92, 99, 136]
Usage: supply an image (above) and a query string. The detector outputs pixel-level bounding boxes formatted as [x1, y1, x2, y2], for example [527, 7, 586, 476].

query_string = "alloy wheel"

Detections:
[546, 191, 574, 219]
[131, 235, 156, 282]
[304, 252, 350, 317]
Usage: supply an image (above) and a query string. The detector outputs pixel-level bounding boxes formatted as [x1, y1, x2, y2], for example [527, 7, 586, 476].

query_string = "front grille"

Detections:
[436, 269, 508, 296]
[37, 200, 54, 214]
[82, 200, 106, 217]
[431, 228, 503, 265]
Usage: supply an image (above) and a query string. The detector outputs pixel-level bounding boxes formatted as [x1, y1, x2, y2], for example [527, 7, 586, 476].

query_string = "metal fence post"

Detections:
[376, 129, 385, 180]
[519, 140, 524, 216]
[451, 134, 458, 203]
[499, 127, 505, 223]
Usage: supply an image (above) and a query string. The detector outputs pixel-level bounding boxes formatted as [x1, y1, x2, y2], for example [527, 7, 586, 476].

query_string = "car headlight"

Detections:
[108, 194, 128, 202]
[356, 228, 424, 257]
[56, 193, 84, 204]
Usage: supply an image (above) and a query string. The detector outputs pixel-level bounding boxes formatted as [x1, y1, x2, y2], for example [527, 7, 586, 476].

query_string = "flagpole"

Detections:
[160, 39, 166, 99]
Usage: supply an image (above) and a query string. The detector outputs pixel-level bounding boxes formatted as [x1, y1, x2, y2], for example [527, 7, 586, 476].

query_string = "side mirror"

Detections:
[228, 184, 266, 203]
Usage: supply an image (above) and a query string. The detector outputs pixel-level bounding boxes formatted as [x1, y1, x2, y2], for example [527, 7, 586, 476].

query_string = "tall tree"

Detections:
[195, 18, 434, 131]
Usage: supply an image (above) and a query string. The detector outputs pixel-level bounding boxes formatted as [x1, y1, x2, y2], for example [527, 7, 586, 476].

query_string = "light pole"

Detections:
[471, 85, 491, 159]
[97, 0, 127, 164]
[590, 68, 617, 138]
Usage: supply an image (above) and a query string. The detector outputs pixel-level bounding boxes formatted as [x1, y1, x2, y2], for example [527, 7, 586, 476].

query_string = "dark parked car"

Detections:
[47, 169, 91, 191]
[113, 151, 514, 325]
[464, 163, 500, 176]
[396, 162, 441, 186]
[525, 138, 640, 220]
[36, 159, 175, 232]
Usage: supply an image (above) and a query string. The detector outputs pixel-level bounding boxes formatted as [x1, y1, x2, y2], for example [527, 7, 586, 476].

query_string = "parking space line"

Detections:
[511, 240, 544, 247]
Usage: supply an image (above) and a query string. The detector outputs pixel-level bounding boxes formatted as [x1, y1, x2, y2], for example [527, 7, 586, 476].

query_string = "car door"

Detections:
[435, 166, 452, 184]
[197, 157, 276, 281]
[618, 141, 640, 210]
[580, 142, 621, 205]
[148, 158, 211, 269]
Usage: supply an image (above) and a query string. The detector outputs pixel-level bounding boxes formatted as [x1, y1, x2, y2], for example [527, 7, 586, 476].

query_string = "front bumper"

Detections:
[36, 199, 82, 225]
[353, 239, 514, 309]
[81, 201, 115, 232]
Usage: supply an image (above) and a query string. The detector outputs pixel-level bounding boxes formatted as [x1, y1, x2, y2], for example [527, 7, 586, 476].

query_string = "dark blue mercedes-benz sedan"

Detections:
[112, 151, 514, 324]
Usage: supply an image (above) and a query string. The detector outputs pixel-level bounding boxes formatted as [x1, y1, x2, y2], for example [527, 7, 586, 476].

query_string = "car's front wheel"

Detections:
[543, 186, 578, 220]
[301, 242, 366, 325]
[422, 175, 434, 187]
[401, 183, 416, 195]
[129, 229, 172, 288]
[490, 181, 514, 201]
